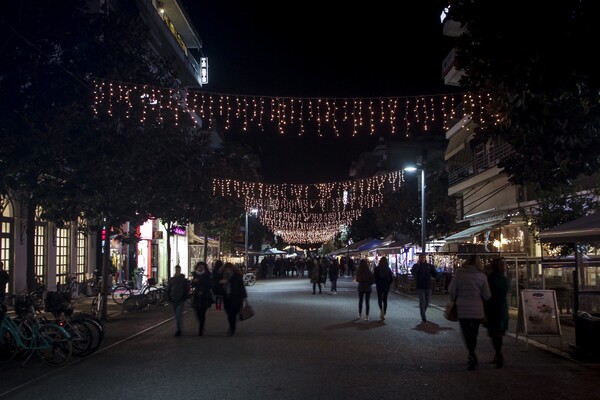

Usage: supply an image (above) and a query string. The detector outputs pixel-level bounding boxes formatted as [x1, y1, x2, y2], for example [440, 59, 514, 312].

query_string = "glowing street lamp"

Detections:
[404, 166, 426, 253]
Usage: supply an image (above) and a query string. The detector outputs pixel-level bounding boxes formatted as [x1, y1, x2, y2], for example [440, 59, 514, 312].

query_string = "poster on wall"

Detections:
[518, 289, 562, 337]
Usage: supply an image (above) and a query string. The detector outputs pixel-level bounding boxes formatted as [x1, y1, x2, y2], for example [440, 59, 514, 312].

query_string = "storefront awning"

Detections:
[444, 222, 501, 243]
[370, 239, 412, 255]
[539, 213, 600, 244]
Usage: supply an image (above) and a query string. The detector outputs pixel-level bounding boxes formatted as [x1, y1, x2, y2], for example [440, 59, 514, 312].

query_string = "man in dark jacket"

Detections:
[411, 253, 437, 323]
[168, 265, 189, 336]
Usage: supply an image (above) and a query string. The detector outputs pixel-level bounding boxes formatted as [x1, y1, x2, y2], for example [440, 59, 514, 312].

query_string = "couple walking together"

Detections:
[168, 261, 247, 337]
[355, 257, 394, 321]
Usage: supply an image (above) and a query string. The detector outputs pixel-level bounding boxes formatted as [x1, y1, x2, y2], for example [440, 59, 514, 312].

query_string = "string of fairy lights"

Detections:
[90, 78, 496, 244]
[91, 79, 496, 136]
[212, 171, 405, 244]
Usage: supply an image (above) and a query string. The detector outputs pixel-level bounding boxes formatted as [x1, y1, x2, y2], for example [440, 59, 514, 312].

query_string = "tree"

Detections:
[0, 1, 215, 319]
[522, 187, 600, 256]
[0, 0, 97, 291]
[447, 1, 600, 189]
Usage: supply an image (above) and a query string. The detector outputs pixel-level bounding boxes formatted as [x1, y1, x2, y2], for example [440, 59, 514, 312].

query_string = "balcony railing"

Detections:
[448, 141, 514, 186]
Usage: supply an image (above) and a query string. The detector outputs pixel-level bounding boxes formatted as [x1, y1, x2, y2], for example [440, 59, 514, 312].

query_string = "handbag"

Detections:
[239, 302, 255, 321]
[444, 300, 458, 321]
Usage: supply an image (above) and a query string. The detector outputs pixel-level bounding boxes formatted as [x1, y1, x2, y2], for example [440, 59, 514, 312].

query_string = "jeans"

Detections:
[358, 291, 371, 315]
[459, 318, 482, 356]
[194, 306, 208, 335]
[172, 301, 184, 332]
[416, 288, 431, 321]
[330, 279, 338, 292]
[376, 289, 389, 313]
[312, 282, 321, 293]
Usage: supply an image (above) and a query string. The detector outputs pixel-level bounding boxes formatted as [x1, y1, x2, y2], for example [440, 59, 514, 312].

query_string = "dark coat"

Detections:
[410, 262, 437, 289]
[212, 268, 224, 297]
[485, 270, 509, 334]
[355, 264, 374, 292]
[191, 270, 214, 310]
[328, 262, 340, 281]
[168, 274, 188, 303]
[374, 265, 394, 292]
[222, 271, 247, 314]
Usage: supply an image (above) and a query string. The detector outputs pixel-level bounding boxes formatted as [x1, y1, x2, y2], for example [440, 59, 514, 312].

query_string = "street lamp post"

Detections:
[420, 167, 426, 253]
[245, 209, 258, 273]
[404, 167, 426, 253]
[245, 211, 249, 273]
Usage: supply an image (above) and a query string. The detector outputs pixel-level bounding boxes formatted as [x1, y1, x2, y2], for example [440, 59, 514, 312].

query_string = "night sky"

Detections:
[185, 2, 453, 183]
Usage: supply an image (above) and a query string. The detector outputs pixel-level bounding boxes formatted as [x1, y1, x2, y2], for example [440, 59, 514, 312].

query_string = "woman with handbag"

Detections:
[191, 261, 214, 336]
[219, 262, 247, 336]
[448, 254, 491, 370]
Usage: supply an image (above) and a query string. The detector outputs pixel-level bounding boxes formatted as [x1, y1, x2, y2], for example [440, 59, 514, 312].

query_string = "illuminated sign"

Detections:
[200, 57, 208, 85]
[173, 226, 186, 235]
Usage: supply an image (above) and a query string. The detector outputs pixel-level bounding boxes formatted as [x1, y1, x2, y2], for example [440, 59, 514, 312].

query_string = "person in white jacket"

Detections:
[448, 255, 491, 371]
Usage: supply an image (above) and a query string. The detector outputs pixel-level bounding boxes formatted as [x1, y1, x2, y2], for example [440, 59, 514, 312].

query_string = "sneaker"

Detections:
[380, 310, 385, 320]
[358, 313, 361, 319]
[365, 316, 369, 321]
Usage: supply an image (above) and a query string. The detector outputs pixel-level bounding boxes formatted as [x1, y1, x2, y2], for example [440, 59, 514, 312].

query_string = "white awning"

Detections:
[444, 222, 501, 243]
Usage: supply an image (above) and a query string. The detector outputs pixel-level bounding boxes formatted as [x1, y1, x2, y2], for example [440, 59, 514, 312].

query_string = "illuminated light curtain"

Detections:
[213, 170, 404, 202]
[92, 80, 495, 136]
[211, 171, 405, 244]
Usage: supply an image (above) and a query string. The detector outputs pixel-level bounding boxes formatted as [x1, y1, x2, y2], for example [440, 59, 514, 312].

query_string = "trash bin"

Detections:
[574, 311, 600, 360]
[135, 273, 144, 290]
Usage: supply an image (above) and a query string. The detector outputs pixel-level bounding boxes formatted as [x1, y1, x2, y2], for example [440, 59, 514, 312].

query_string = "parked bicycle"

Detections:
[0, 299, 72, 366]
[112, 276, 163, 305]
[44, 291, 104, 357]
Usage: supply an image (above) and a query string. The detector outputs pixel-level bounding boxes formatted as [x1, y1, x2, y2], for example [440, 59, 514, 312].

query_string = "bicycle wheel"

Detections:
[63, 320, 94, 357]
[245, 274, 257, 286]
[153, 287, 168, 304]
[71, 316, 104, 356]
[90, 295, 104, 319]
[111, 285, 132, 305]
[142, 286, 160, 305]
[35, 323, 72, 366]
[0, 327, 19, 363]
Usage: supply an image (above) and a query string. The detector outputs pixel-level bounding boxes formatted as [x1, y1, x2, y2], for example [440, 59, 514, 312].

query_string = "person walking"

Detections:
[374, 257, 394, 320]
[484, 257, 509, 368]
[410, 253, 438, 323]
[168, 265, 189, 337]
[0, 261, 9, 305]
[355, 258, 374, 321]
[319, 258, 328, 289]
[328, 258, 340, 294]
[190, 261, 214, 336]
[218, 262, 247, 336]
[309, 258, 321, 294]
[448, 255, 491, 370]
